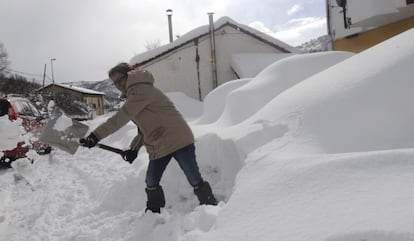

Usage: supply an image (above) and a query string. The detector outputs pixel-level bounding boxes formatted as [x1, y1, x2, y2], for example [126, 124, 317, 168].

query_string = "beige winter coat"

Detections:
[93, 69, 195, 160]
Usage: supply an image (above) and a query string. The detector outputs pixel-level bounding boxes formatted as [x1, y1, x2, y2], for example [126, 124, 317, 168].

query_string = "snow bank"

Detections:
[241, 27, 414, 154]
[192, 78, 250, 125]
[203, 149, 414, 241]
[230, 52, 294, 78]
[214, 51, 354, 126]
[0, 116, 25, 150]
[166, 92, 203, 121]
[193, 28, 414, 241]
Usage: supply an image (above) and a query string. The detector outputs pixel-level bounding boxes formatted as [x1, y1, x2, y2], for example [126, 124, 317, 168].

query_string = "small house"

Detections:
[38, 83, 105, 118]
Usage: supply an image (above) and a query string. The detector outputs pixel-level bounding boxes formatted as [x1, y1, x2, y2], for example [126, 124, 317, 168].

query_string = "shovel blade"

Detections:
[40, 109, 89, 154]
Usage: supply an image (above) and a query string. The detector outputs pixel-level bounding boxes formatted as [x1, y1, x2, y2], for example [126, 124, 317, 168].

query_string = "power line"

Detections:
[6, 68, 42, 77]
[5, 67, 53, 81]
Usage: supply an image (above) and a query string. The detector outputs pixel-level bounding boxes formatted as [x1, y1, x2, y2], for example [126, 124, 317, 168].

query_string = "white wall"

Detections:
[348, 0, 396, 24]
[144, 42, 200, 99]
[214, 25, 287, 85]
[143, 25, 289, 100]
[144, 36, 213, 101]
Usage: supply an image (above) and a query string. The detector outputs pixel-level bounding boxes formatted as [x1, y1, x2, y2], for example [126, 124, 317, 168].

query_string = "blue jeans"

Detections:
[145, 144, 203, 188]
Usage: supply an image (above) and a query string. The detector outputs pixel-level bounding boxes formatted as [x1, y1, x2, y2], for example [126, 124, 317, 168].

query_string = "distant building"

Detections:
[38, 83, 105, 118]
[327, 0, 414, 52]
[130, 16, 301, 100]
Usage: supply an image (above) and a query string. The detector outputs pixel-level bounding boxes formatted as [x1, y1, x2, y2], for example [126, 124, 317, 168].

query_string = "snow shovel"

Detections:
[97, 143, 124, 156]
[40, 108, 127, 157]
[39, 108, 89, 155]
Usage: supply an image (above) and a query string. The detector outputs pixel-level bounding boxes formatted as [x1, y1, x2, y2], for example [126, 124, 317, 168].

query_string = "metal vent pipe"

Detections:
[166, 9, 173, 43]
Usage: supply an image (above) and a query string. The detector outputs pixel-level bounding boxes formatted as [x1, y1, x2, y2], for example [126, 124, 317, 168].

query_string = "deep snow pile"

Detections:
[0, 116, 40, 165]
[1, 28, 414, 241]
[0, 116, 25, 150]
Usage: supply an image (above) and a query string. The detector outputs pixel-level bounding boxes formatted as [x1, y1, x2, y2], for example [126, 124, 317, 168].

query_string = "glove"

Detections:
[122, 149, 138, 163]
[79, 133, 99, 148]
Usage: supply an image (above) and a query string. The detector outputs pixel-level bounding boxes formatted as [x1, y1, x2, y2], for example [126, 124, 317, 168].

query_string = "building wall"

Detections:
[144, 41, 203, 100]
[333, 15, 414, 52]
[143, 25, 289, 100]
[214, 25, 287, 85]
[84, 95, 104, 115]
[347, 0, 397, 26]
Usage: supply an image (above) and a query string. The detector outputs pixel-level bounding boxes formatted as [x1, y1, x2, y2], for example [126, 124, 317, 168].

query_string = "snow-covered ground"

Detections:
[1, 28, 414, 241]
[0, 117, 26, 151]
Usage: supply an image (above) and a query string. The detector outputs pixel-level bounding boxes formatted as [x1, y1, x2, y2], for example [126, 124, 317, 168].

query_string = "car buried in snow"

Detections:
[0, 95, 51, 169]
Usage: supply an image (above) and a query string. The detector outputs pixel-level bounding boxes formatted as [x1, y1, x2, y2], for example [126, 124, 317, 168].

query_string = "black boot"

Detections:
[145, 186, 165, 213]
[194, 181, 218, 205]
[0, 157, 12, 169]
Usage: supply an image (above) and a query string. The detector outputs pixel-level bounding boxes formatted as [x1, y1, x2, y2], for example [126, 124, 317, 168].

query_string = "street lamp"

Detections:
[50, 58, 56, 84]
[50, 58, 57, 101]
[166, 9, 173, 43]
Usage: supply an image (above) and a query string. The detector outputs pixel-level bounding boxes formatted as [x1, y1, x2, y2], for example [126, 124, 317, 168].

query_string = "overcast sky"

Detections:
[0, 0, 327, 84]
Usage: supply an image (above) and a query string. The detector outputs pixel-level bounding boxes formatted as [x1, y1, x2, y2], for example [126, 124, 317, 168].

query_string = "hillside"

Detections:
[297, 35, 331, 52]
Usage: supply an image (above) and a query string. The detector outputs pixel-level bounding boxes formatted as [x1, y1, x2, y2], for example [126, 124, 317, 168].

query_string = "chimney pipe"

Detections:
[166, 9, 173, 43]
[207, 12, 218, 89]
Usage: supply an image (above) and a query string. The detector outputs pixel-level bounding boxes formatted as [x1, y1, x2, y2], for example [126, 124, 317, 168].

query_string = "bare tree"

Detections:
[144, 39, 162, 50]
[0, 42, 10, 74]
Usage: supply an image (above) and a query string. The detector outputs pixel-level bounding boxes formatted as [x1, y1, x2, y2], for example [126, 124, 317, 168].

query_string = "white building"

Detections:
[327, 0, 414, 52]
[130, 16, 301, 100]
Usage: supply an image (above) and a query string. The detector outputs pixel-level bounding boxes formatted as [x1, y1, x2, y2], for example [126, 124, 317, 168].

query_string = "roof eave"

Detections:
[131, 18, 301, 65]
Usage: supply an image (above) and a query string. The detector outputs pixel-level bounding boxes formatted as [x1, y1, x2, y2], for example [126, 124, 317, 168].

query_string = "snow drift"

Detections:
[240, 27, 414, 154]
[213, 51, 354, 126]
[1, 28, 414, 241]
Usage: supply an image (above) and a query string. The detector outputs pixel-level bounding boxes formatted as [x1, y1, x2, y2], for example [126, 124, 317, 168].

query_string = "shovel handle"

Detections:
[97, 143, 124, 155]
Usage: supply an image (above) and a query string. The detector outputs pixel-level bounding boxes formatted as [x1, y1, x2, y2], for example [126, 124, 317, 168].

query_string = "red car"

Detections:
[0, 96, 51, 169]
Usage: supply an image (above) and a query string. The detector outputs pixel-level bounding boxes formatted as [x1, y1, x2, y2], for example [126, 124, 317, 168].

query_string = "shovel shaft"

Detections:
[97, 143, 124, 155]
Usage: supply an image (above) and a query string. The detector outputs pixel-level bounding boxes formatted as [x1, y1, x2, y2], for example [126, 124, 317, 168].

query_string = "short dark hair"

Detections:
[108, 63, 133, 78]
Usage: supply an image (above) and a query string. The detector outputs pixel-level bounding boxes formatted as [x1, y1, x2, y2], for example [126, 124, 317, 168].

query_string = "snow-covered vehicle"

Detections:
[0, 96, 51, 168]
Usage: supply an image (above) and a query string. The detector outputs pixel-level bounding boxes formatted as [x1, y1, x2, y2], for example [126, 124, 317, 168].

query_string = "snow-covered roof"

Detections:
[41, 83, 105, 95]
[130, 16, 301, 65]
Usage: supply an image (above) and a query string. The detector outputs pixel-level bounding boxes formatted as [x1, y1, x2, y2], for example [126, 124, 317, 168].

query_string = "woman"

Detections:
[80, 63, 217, 213]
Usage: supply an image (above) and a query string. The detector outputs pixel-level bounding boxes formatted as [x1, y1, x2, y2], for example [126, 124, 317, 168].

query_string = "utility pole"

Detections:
[50, 58, 56, 101]
[50, 58, 56, 84]
[42, 64, 46, 88]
